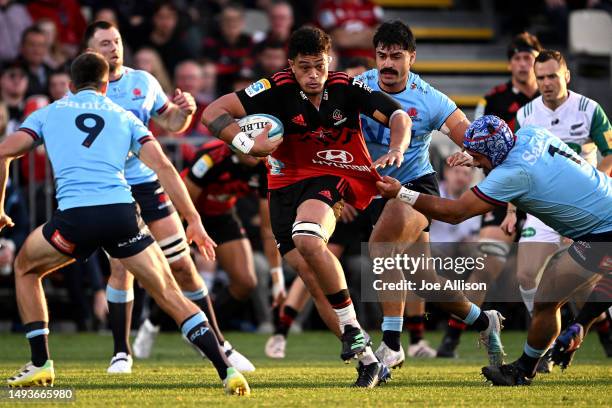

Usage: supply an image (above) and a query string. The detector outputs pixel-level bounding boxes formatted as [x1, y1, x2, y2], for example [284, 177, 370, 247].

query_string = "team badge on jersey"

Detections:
[245, 79, 271, 97]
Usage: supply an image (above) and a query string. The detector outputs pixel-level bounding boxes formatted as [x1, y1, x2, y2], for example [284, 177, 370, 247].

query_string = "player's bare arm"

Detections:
[153, 88, 196, 133]
[202, 93, 282, 156]
[138, 140, 217, 259]
[0, 131, 37, 230]
[376, 175, 495, 224]
[441, 109, 471, 147]
[597, 154, 612, 175]
[372, 109, 413, 169]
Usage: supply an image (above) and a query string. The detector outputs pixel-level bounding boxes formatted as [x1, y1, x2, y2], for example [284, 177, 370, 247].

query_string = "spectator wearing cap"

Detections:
[0, 63, 28, 134]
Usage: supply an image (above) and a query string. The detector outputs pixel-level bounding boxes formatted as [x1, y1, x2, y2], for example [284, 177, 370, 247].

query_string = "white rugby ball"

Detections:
[236, 114, 284, 142]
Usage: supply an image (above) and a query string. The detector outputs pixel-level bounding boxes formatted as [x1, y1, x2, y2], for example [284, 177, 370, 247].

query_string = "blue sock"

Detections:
[462, 303, 489, 332]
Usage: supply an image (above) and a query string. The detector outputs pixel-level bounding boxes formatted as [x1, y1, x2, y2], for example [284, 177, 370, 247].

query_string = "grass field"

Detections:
[0, 331, 610, 407]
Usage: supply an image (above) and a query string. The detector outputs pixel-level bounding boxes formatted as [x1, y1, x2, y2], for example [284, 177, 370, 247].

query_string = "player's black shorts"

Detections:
[365, 172, 440, 233]
[269, 176, 345, 256]
[568, 230, 612, 274]
[42, 203, 154, 261]
[131, 180, 176, 224]
[202, 208, 247, 246]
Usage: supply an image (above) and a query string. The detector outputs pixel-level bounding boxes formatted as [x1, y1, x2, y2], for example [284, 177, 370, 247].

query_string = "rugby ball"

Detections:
[236, 114, 284, 142]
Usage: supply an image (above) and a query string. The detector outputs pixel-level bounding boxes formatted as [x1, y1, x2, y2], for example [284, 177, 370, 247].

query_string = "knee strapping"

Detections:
[477, 238, 511, 261]
[292, 221, 330, 243]
[158, 233, 190, 263]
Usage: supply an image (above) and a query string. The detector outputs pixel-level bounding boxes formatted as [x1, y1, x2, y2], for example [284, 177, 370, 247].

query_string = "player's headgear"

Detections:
[464, 115, 515, 168]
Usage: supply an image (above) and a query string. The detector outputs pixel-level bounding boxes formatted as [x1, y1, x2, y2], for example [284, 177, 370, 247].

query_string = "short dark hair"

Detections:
[535, 49, 567, 69]
[71, 52, 109, 90]
[82, 20, 116, 51]
[507, 32, 542, 60]
[21, 26, 45, 45]
[373, 21, 416, 52]
[288, 26, 331, 60]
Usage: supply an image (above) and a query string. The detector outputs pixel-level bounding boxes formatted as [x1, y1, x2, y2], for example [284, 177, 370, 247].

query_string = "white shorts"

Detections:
[519, 214, 562, 244]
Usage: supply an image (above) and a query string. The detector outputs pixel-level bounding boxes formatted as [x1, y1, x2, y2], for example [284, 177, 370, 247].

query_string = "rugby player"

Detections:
[1, 52, 250, 395]
[356, 20, 474, 366]
[203, 26, 413, 387]
[376, 115, 612, 386]
[82, 21, 253, 373]
[439, 32, 542, 358]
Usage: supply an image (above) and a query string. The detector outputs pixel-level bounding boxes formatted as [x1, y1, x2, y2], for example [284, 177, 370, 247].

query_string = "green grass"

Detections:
[0, 331, 610, 407]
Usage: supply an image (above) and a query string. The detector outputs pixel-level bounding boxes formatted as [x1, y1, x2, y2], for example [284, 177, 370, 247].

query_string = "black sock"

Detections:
[108, 301, 133, 355]
[25, 322, 49, 367]
[382, 330, 401, 351]
[325, 289, 351, 308]
[214, 286, 248, 328]
[517, 352, 540, 378]
[148, 302, 164, 327]
[471, 312, 490, 333]
[274, 305, 298, 337]
[406, 315, 425, 345]
[193, 295, 225, 345]
[181, 314, 230, 380]
[445, 318, 467, 341]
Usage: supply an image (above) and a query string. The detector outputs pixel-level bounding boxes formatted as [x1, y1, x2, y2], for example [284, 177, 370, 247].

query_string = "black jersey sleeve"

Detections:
[347, 76, 403, 126]
[235, 69, 295, 116]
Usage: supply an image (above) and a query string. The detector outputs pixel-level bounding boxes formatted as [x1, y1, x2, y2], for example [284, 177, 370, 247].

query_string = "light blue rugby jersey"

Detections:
[19, 90, 153, 210]
[106, 66, 169, 185]
[473, 126, 612, 239]
[355, 69, 457, 183]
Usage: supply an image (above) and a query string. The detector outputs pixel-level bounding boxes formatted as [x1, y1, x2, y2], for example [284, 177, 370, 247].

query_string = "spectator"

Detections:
[27, 0, 87, 58]
[37, 18, 69, 70]
[172, 60, 214, 140]
[132, 0, 193, 75]
[252, 40, 288, 78]
[47, 70, 70, 101]
[202, 3, 254, 94]
[0, 62, 28, 134]
[16, 26, 53, 97]
[133, 47, 173, 94]
[200, 60, 218, 105]
[316, 0, 383, 62]
[253, 1, 294, 46]
[343, 56, 375, 77]
[0, 0, 33, 64]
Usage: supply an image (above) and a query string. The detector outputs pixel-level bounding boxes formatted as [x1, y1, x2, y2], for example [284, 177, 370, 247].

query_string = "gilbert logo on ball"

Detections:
[236, 114, 284, 142]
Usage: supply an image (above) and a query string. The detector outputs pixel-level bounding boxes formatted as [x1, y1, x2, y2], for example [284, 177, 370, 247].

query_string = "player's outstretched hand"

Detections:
[500, 211, 517, 235]
[446, 151, 474, 167]
[250, 124, 283, 157]
[0, 213, 14, 231]
[185, 222, 217, 261]
[376, 175, 402, 199]
[372, 150, 403, 169]
[172, 88, 196, 115]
